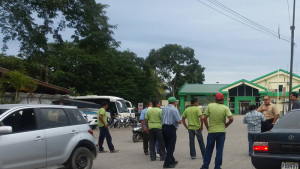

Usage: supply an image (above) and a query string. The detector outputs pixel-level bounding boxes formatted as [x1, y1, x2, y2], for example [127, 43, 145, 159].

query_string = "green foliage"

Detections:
[146, 44, 205, 98]
[0, 70, 37, 102]
[0, 0, 117, 56]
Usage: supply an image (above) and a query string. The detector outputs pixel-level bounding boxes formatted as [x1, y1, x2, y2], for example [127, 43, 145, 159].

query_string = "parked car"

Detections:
[79, 109, 98, 130]
[251, 109, 300, 169]
[0, 104, 98, 169]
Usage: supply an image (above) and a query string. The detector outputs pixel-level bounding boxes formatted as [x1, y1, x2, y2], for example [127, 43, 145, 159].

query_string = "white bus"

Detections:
[71, 95, 134, 118]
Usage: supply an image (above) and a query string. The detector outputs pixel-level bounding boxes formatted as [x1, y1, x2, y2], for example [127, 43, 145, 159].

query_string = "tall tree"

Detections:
[146, 44, 205, 97]
[0, 0, 117, 81]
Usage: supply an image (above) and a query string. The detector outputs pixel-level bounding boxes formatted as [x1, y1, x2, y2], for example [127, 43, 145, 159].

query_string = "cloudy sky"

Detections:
[100, 0, 300, 84]
[1, 0, 299, 85]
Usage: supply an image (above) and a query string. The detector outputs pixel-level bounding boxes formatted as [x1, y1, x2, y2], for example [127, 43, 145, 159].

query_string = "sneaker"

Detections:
[191, 156, 196, 159]
[145, 152, 149, 155]
[99, 150, 107, 153]
[156, 153, 160, 158]
[110, 149, 119, 153]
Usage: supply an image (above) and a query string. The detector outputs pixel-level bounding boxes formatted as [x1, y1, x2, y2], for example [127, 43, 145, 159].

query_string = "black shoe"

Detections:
[173, 161, 178, 166]
[163, 164, 176, 168]
[145, 152, 149, 155]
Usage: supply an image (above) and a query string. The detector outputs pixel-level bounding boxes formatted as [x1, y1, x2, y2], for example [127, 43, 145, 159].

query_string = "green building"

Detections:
[178, 69, 300, 115]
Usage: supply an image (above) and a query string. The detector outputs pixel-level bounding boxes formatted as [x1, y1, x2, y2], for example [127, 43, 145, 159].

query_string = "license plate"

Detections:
[282, 162, 299, 169]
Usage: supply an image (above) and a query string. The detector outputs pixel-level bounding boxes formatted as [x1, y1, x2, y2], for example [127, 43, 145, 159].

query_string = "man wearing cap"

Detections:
[161, 97, 182, 168]
[201, 93, 233, 169]
[182, 97, 206, 159]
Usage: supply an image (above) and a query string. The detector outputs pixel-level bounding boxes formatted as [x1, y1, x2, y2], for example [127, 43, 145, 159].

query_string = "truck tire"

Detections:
[67, 147, 93, 169]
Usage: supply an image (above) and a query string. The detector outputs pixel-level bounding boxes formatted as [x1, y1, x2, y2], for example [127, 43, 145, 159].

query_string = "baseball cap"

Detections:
[168, 97, 178, 103]
[215, 93, 224, 100]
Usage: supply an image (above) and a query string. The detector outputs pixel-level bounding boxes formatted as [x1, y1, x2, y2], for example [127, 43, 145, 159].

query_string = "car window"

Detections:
[1, 108, 37, 133]
[274, 111, 300, 129]
[40, 108, 69, 128]
[69, 109, 86, 124]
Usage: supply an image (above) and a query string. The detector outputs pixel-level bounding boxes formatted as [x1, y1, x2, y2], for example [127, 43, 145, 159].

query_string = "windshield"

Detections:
[0, 109, 8, 116]
[116, 100, 128, 113]
[274, 111, 300, 129]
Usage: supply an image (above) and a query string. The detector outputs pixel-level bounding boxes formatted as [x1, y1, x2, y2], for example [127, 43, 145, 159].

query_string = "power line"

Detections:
[208, 0, 290, 40]
[195, 0, 291, 43]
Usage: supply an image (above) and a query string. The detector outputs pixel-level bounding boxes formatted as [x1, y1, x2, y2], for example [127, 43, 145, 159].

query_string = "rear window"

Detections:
[68, 109, 86, 124]
[274, 111, 300, 129]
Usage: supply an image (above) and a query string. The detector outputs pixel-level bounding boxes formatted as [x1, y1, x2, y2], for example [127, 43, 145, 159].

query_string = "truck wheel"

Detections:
[67, 147, 93, 169]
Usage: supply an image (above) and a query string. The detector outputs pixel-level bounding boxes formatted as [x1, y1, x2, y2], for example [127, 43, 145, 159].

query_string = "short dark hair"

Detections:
[248, 105, 256, 111]
[191, 98, 198, 104]
[152, 100, 160, 107]
[101, 102, 108, 107]
[291, 92, 298, 98]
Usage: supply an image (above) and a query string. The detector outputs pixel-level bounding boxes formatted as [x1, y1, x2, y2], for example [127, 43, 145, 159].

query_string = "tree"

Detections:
[0, 0, 117, 81]
[0, 71, 37, 102]
[146, 44, 205, 97]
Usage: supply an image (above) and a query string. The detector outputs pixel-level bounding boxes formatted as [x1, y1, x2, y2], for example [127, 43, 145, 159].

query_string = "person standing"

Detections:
[161, 97, 182, 168]
[201, 93, 233, 169]
[290, 92, 300, 110]
[243, 104, 266, 156]
[98, 102, 119, 153]
[145, 100, 166, 161]
[139, 101, 153, 155]
[182, 98, 206, 159]
[257, 95, 279, 132]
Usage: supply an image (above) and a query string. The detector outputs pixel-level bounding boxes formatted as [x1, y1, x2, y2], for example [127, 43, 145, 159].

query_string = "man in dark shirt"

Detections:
[290, 92, 300, 110]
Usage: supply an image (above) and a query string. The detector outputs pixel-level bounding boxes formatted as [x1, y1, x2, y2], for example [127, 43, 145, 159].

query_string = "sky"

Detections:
[1, 0, 300, 85]
[99, 0, 300, 84]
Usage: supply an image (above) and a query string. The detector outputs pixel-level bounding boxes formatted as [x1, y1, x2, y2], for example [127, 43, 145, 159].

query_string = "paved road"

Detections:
[92, 115, 255, 169]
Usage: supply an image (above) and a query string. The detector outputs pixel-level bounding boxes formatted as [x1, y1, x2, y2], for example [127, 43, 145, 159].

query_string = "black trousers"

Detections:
[261, 118, 274, 132]
[142, 132, 149, 153]
[149, 128, 166, 161]
[162, 125, 177, 167]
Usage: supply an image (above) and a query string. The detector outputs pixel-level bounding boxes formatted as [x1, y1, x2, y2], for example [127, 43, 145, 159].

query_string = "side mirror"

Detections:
[0, 126, 13, 134]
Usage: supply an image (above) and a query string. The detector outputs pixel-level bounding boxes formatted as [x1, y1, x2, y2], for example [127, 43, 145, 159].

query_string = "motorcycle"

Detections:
[132, 123, 143, 142]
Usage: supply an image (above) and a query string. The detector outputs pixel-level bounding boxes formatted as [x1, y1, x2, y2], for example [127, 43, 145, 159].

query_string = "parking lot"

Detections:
[91, 115, 255, 169]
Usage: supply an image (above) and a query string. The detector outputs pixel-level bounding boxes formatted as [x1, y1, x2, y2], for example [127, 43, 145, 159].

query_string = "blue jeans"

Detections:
[188, 129, 206, 158]
[98, 127, 115, 151]
[201, 132, 226, 169]
[248, 133, 258, 156]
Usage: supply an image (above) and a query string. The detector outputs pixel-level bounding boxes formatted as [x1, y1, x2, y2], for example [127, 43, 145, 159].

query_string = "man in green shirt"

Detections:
[98, 102, 118, 153]
[201, 93, 233, 169]
[145, 100, 166, 161]
[182, 98, 206, 159]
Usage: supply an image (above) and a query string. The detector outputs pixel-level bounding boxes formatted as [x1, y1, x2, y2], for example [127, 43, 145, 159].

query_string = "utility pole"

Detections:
[288, 0, 296, 111]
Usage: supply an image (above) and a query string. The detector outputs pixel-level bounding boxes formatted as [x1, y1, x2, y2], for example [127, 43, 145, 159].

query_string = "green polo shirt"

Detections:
[145, 107, 162, 129]
[98, 108, 107, 127]
[182, 106, 202, 130]
[204, 103, 232, 133]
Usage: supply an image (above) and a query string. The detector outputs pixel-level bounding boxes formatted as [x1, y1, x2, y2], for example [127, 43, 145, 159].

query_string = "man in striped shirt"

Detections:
[161, 97, 181, 168]
[243, 104, 266, 156]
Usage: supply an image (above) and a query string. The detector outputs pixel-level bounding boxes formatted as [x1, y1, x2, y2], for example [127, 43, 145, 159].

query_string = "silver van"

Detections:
[0, 104, 98, 169]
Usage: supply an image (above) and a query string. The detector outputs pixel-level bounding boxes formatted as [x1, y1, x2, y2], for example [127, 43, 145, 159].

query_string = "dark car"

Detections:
[251, 109, 300, 169]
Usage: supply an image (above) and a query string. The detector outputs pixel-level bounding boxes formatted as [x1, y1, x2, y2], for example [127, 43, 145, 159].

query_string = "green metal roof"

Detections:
[178, 83, 229, 95]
